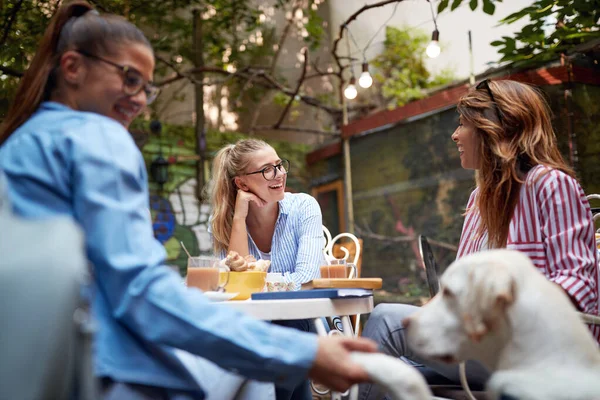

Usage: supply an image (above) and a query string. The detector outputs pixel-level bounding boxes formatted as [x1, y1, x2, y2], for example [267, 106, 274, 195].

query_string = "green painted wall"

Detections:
[310, 82, 600, 297]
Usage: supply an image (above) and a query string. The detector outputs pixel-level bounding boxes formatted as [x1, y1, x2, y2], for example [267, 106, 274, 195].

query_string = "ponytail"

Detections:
[0, 1, 150, 146]
[209, 145, 237, 254]
[0, 2, 92, 145]
[208, 139, 270, 254]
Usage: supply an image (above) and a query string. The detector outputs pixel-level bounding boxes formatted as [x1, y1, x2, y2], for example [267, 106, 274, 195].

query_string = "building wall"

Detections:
[347, 107, 474, 292]
[314, 81, 600, 295]
[572, 83, 600, 197]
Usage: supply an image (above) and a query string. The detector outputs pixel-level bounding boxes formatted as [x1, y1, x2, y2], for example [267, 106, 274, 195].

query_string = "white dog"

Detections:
[351, 352, 432, 400]
[404, 249, 600, 400]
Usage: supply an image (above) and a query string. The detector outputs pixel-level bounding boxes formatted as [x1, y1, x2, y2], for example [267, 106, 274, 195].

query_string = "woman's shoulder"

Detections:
[282, 192, 320, 211]
[12, 102, 130, 145]
[526, 165, 579, 188]
[525, 165, 584, 198]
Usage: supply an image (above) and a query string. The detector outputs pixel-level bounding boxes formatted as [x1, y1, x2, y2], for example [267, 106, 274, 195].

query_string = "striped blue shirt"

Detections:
[213, 192, 324, 290]
[249, 193, 324, 289]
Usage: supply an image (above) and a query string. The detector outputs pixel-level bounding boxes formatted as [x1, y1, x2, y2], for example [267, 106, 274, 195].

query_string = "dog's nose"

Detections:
[402, 316, 411, 328]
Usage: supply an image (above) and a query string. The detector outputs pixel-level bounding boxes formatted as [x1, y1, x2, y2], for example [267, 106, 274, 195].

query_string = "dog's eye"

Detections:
[442, 287, 454, 298]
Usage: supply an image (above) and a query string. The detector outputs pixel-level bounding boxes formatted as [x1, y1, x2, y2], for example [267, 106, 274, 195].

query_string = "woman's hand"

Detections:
[233, 189, 266, 220]
[308, 336, 378, 392]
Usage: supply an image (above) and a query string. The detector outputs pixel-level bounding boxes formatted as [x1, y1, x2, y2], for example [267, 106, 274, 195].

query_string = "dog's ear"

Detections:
[462, 261, 516, 342]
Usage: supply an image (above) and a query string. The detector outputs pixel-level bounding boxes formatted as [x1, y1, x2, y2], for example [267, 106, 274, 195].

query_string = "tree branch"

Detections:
[270, 2, 300, 75]
[354, 224, 458, 252]
[331, 0, 405, 103]
[274, 47, 308, 128]
[253, 125, 340, 137]
[0, 65, 23, 77]
[248, 1, 301, 134]
[1, 0, 24, 47]
[332, 0, 405, 68]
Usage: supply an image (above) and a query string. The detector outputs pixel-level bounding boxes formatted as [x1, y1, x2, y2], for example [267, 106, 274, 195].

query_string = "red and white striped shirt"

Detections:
[457, 165, 600, 343]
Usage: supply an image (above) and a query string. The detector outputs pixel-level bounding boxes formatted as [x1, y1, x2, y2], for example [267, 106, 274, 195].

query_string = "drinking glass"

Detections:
[186, 256, 230, 292]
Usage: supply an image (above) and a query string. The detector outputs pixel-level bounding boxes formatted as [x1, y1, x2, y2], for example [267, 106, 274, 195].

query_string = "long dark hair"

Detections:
[0, 1, 151, 146]
[457, 80, 573, 248]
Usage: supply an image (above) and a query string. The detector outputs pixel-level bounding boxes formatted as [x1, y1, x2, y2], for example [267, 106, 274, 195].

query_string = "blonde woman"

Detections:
[358, 80, 600, 400]
[208, 139, 324, 400]
[209, 139, 323, 289]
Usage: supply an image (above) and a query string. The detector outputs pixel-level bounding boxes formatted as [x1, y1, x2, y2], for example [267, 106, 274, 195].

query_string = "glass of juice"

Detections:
[186, 256, 230, 292]
[319, 258, 356, 279]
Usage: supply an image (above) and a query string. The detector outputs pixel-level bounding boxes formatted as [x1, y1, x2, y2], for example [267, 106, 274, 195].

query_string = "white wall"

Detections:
[328, 0, 532, 80]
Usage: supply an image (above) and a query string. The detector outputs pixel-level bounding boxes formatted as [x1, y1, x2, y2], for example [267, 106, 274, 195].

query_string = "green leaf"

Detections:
[490, 40, 504, 46]
[437, 0, 450, 14]
[500, 6, 544, 24]
[469, 0, 478, 10]
[482, 0, 496, 15]
[451, 0, 463, 11]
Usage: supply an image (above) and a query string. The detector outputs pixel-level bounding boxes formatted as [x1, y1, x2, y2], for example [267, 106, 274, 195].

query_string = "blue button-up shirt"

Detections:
[0, 102, 318, 396]
[245, 193, 324, 289]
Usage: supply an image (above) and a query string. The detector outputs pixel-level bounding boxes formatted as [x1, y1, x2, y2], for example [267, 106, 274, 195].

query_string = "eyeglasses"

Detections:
[76, 49, 160, 105]
[245, 159, 290, 181]
[476, 79, 503, 125]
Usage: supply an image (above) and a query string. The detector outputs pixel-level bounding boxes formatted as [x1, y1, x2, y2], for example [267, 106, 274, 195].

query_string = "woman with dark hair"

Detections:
[357, 79, 600, 400]
[0, 2, 376, 399]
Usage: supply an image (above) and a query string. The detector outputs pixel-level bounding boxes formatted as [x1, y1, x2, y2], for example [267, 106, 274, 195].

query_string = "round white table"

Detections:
[220, 295, 375, 400]
[220, 296, 374, 322]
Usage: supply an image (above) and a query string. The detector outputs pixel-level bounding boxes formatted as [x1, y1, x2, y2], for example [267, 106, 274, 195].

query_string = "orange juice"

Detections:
[320, 265, 347, 278]
[186, 267, 220, 291]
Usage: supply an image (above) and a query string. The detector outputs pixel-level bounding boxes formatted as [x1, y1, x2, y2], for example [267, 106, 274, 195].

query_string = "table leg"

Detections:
[313, 317, 328, 336]
[312, 317, 359, 400]
[341, 316, 354, 337]
[339, 316, 358, 400]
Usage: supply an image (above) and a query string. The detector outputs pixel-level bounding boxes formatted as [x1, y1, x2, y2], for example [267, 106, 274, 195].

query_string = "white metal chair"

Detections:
[324, 231, 362, 276]
[322, 225, 334, 263]
[313, 228, 365, 399]
[0, 172, 96, 400]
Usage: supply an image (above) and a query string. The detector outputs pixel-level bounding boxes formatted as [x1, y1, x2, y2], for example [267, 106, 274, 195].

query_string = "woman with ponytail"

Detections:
[208, 139, 324, 400]
[358, 80, 600, 400]
[209, 139, 322, 289]
[0, 3, 376, 399]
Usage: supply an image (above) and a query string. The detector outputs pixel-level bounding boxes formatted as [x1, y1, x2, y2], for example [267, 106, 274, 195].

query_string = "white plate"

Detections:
[204, 291, 238, 302]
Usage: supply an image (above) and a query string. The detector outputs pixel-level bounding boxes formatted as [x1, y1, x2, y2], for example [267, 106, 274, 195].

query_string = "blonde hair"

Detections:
[457, 80, 574, 248]
[208, 139, 271, 254]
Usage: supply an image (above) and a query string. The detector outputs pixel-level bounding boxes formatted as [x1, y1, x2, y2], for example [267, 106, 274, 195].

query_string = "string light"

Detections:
[344, 77, 358, 100]
[426, 0, 441, 59]
[343, 26, 358, 100]
[358, 62, 373, 88]
[426, 29, 441, 58]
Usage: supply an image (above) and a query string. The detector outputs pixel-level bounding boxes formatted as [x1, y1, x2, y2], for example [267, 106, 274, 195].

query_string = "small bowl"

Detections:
[219, 271, 267, 300]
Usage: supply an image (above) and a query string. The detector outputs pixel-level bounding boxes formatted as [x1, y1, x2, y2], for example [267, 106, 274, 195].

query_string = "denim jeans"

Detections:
[271, 319, 316, 400]
[358, 304, 490, 400]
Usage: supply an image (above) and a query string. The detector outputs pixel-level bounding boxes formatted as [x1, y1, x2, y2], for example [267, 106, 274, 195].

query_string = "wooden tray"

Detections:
[301, 278, 382, 290]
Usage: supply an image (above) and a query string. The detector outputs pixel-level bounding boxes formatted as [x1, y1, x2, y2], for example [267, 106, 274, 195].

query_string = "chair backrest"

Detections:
[322, 228, 362, 278]
[322, 225, 334, 263]
[332, 238, 364, 278]
[0, 172, 94, 400]
[418, 235, 440, 298]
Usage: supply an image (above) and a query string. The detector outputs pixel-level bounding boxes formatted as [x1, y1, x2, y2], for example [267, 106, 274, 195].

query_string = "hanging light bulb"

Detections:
[358, 62, 373, 88]
[426, 29, 441, 58]
[344, 77, 358, 100]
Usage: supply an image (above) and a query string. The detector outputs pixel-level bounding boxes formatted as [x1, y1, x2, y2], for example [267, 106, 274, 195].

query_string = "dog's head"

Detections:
[404, 249, 528, 366]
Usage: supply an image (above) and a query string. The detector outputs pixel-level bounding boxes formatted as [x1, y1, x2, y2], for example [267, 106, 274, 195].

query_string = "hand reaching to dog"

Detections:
[308, 336, 378, 393]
